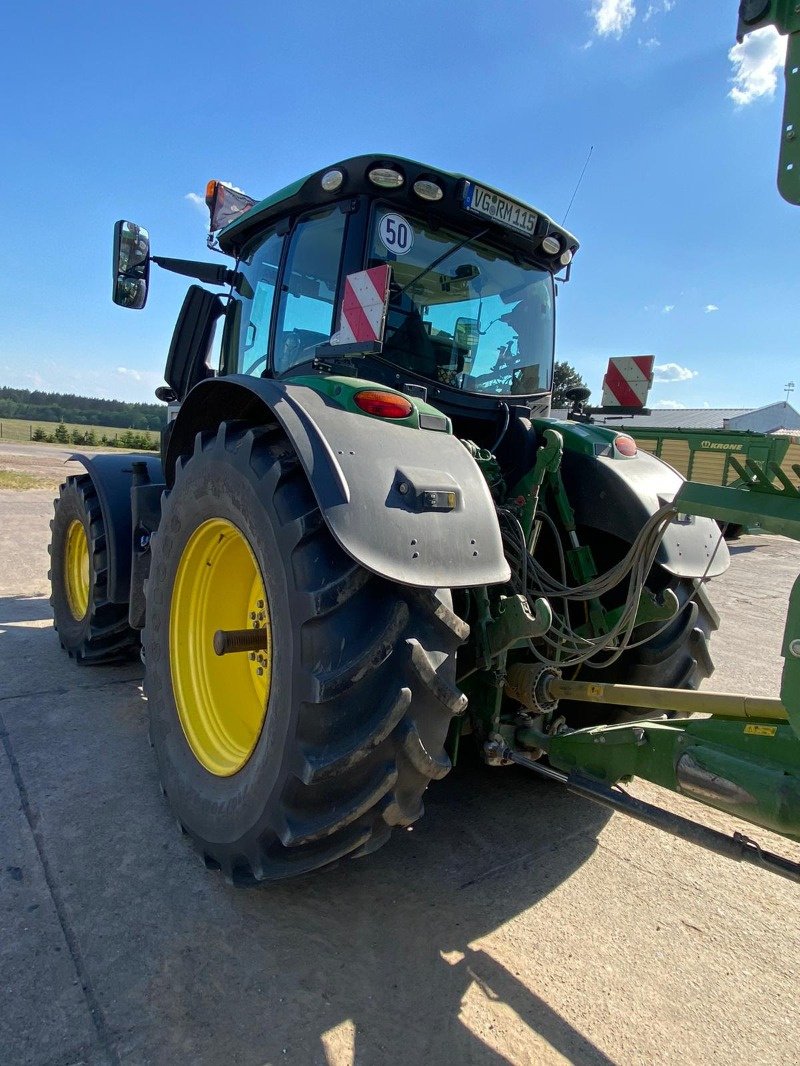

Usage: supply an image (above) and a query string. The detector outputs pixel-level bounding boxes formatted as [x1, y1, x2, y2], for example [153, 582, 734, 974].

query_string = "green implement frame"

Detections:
[736, 0, 800, 204]
[619, 426, 800, 512]
[500, 469, 800, 882]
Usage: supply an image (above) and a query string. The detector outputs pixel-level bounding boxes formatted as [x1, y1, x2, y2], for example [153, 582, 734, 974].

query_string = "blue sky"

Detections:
[0, 1, 794, 410]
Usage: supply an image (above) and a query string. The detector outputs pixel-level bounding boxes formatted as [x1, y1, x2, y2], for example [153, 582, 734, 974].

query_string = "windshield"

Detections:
[368, 207, 554, 395]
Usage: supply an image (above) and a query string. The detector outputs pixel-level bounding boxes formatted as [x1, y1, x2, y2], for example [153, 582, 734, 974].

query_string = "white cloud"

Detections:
[661, 304, 674, 314]
[592, 0, 636, 38]
[704, 304, 719, 313]
[655, 399, 687, 409]
[116, 366, 142, 382]
[728, 26, 787, 106]
[638, 36, 660, 49]
[644, 1, 674, 21]
[185, 192, 207, 214]
[653, 362, 698, 382]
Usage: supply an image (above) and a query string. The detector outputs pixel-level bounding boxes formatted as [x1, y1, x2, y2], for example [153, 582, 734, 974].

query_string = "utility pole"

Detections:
[785, 382, 795, 405]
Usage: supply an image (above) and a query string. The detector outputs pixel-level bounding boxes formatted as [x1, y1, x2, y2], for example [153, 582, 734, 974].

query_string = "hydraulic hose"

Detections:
[499, 503, 725, 671]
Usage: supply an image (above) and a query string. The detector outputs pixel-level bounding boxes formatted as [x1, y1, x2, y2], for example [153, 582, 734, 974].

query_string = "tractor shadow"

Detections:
[148, 756, 615, 1065]
[0, 594, 613, 1065]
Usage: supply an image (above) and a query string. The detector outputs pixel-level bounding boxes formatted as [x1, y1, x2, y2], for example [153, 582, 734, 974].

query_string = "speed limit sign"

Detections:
[378, 213, 414, 255]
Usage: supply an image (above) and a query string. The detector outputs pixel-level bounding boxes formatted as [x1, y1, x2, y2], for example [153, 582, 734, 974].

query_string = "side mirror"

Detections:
[112, 220, 150, 309]
[564, 386, 592, 405]
[453, 317, 480, 371]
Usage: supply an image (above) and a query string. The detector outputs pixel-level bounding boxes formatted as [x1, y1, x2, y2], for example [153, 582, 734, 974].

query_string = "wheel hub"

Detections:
[169, 518, 272, 776]
[64, 519, 90, 620]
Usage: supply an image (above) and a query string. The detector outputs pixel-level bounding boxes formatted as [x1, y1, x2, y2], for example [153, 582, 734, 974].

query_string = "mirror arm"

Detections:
[151, 256, 240, 289]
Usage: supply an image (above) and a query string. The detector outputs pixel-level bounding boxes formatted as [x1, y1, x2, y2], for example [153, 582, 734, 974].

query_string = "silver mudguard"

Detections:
[166, 376, 511, 589]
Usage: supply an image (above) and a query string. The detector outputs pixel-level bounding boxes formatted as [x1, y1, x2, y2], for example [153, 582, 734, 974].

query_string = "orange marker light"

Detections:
[205, 180, 219, 207]
[614, 435, 637, 457]
[354, 390, 414, 419]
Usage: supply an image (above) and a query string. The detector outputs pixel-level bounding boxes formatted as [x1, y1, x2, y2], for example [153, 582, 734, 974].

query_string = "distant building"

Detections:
[724, 402, 800, 433]
[551, 401, 800, 434]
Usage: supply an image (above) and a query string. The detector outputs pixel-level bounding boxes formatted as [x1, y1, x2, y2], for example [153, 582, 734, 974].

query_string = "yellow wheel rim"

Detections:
[64, 519, 90, 620]
[170, 518, 272, 777]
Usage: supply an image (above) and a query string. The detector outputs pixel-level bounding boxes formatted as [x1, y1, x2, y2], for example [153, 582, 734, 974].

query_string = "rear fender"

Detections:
[559, 447, 730, 579]
[68, 452, 165, 603]
[166, 375, 510, 589]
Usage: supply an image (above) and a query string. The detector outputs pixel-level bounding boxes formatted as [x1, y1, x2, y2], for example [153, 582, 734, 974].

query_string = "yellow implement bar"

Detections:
[504, 664, 789, 722]
[546, 677, 788, 722]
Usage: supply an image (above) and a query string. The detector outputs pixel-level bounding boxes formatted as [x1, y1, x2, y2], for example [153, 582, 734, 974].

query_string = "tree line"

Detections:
[0, 386, 166, 431]
[30, 424, 158, 451]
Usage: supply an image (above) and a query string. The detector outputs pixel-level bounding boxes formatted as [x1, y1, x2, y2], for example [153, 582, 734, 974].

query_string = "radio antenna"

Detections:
[562, 145, 594, 225]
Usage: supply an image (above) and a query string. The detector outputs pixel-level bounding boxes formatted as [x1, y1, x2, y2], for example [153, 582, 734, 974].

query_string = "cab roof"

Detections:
[217, 154, 579, 264]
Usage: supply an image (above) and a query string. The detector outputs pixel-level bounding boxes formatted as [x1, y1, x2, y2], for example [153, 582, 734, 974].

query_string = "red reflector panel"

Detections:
[354, 390, 413, 419]
[614, 434, 637, 457]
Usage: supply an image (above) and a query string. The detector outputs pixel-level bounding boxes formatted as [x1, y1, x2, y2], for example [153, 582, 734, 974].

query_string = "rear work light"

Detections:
[368, 166, 404, 188]
[321, 169, 344, 191]
[413, 179, 443, 201]
[614, 435, 638, 457]
[354, 390, 413, 419]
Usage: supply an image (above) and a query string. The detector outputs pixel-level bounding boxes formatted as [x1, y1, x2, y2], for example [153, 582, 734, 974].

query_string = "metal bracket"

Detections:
[488, 594, 552, 653]
[575, 586, 680, 640]
[457, 593, 552, 682]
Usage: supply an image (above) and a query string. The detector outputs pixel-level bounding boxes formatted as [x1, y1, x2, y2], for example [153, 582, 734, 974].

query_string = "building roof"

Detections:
[551, 408, 751, 429]
[550, 401, 800, 432]
[616, 409, 751, 430]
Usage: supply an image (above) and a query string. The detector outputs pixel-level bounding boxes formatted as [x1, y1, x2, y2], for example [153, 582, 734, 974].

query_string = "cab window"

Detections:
[273, 206, 346, 374]
[232, 228, 285, 377]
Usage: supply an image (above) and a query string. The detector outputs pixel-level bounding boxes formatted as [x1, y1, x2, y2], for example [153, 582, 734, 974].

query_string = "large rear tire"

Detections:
[49, 475, 139, 663]
[563, 575, 718, 726]
[143, 422, 468, 883]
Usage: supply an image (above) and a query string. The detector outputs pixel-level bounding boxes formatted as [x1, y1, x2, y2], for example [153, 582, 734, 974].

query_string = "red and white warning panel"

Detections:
[601, 355, 654, 409]
[329, 266, 391, 347]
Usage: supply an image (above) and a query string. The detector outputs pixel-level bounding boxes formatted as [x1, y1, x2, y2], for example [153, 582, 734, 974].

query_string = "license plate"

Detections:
[463, 182, 537, 236]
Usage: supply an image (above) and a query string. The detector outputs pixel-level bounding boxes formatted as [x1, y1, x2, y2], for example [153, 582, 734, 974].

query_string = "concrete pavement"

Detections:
[1, 488, 799, 1065]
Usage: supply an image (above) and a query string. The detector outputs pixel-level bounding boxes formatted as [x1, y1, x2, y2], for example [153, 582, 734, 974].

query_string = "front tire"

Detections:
[144, 422, 468, 882]
[49, 475, 139, 663]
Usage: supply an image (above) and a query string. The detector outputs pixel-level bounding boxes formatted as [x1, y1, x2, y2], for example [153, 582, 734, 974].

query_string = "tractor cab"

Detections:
[113, 156, 578, 454]
[211, 156, 578, 442]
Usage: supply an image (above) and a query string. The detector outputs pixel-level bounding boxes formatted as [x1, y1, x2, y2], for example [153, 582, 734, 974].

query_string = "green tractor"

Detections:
[48, 155, 733, 882]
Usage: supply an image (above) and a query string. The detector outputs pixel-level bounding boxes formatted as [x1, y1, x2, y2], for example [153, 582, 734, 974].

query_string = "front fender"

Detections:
[167, 375, 510, 589]
[559, 447, 730, 579]
[68, 452, 164, 603]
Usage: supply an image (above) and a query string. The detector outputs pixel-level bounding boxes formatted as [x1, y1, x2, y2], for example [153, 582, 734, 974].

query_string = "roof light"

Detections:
[354, 390, 413, 419]
[368, 166, 404, 189]
[321, 169, 344, 192]
[413, 179, 443, 201]
[541, 235, 561, 255]
[560, 249, 573, 266]
[614, 435, 638, 457]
